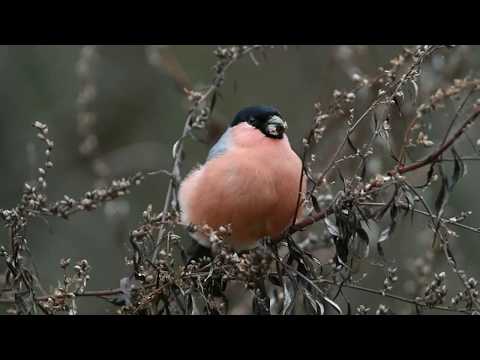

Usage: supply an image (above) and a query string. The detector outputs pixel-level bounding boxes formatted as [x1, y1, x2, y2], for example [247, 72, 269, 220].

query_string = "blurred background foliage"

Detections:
[1, 45, 480, 314]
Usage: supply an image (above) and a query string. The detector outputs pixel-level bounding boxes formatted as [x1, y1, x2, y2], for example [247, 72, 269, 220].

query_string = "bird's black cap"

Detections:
[231, 105, 286, 139]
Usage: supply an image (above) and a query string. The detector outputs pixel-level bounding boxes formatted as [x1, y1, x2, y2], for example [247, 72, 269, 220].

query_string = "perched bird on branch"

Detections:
[178, 106, 306, 253]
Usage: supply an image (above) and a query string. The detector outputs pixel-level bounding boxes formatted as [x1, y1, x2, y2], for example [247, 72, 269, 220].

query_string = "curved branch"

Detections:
[291, 106, 480, 234]
[395, 107, 480, 176]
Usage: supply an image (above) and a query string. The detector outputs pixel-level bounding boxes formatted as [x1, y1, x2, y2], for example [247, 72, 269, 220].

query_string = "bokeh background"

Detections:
[1, 45, 480, 314]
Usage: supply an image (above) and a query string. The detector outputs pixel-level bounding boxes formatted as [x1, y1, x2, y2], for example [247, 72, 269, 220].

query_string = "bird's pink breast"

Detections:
[178, 123, 305, 250]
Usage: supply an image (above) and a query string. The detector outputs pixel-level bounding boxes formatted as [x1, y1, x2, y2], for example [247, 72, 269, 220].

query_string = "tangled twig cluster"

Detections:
[2, 45, 480, 315]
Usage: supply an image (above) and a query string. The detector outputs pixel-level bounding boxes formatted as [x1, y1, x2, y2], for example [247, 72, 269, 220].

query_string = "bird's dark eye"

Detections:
[248, 116, 255, 125]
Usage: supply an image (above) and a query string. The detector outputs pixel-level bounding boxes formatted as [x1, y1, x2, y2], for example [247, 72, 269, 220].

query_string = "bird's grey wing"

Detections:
[206, 128, 231, 162]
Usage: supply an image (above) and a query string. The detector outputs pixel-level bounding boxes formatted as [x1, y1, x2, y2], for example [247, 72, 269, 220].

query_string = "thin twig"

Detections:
[395, 107, 480, 175]
[318, 279, 469, 314]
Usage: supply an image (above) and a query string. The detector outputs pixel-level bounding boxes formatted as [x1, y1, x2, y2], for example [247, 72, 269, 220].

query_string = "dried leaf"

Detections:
[373, 112, 379, 131]
[268, 273, 283, 287]
[351, 229, 370, 259]
[347, 135, 358, 154]
[356, 227, 369, 245]
[417, 164, 436, 189]
[311, 195, 321, 213]
[337, 168, 346, 187]
[191, 294, 203, 315]
[435, 168, 449, 217]
[377, 243, 385, 258]
[410, 79, 419, 103]
[449, 147, 467, 192]
[303, 288, 324, 315]
[172, 139, 181, 159]
[282, 275, 298, 315]
[378, 227, 391, 244]
[324, 217, 339, 237]
[323, 295, 342, 315]
[360, 160, 367, 180]
[210, 91, 218, 115]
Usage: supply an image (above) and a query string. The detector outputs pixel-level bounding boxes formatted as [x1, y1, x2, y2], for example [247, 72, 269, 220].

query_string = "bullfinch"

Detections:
[178, 106, 306, 251]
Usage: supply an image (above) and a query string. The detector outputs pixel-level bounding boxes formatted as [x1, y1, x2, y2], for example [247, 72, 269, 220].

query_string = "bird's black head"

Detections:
[231, 105, 288, 139]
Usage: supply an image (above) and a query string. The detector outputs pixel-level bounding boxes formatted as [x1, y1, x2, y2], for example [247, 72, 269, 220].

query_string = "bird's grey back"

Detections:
[207, 128, 231, 162]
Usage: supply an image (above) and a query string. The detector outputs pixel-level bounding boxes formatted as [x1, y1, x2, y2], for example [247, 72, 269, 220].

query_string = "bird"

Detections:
[178, 105, 306, 253]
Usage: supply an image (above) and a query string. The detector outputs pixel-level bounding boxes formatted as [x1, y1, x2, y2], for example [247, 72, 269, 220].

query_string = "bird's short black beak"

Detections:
[265, 115, 288, 138]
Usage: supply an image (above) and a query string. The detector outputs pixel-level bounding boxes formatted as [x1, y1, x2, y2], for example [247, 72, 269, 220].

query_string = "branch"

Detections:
[0, 288, 124, 305]
[319, 279, 469, 314]
[395, 106, 480, 176]
[290, 106, 480, 235]
[316, 45, 449, 190]
[360, 202, 480, 234]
